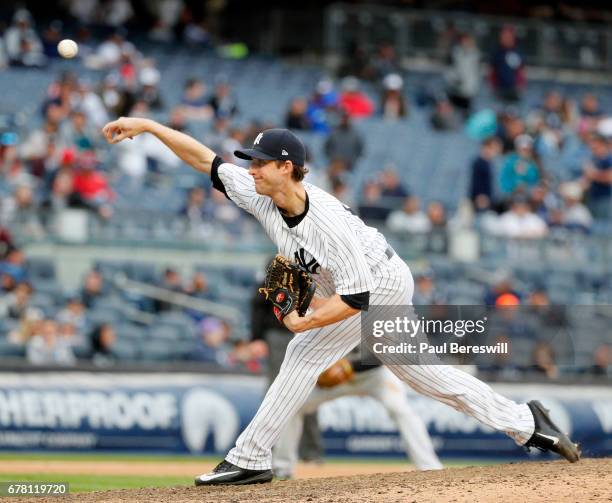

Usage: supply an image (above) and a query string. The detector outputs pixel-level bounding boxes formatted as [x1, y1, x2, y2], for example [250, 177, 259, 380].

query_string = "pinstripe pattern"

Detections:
[218, 163, 535, 470]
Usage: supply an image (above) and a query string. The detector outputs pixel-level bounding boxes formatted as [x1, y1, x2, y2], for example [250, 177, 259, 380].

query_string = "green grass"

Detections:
[0, 452, 500, 493]
[0, 452, 215, 463]
[0, 452, 499, 466]
[0, 473, 190, 493]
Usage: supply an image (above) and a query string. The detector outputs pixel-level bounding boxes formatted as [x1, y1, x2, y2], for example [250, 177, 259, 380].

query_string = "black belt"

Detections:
[385, 246, 395, 260]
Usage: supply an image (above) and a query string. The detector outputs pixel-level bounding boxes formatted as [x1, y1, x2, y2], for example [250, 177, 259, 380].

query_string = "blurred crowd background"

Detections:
[0, 0, 610, 381]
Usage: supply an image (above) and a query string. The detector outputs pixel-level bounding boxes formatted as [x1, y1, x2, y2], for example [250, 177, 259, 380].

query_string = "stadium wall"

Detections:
[0, 373, 610, 460]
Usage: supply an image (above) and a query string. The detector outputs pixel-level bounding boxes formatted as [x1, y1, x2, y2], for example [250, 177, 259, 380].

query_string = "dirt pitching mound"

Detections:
[21, 458, 612, 503]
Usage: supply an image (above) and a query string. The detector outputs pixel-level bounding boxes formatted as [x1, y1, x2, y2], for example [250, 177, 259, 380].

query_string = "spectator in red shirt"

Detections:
[339, 77, 374, 119]
[72, 151, 114, 219]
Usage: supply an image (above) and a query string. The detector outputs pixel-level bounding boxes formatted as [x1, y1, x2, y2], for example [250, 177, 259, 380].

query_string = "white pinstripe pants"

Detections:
[272, 366, 443, 475]
[225, 256, 535, 470]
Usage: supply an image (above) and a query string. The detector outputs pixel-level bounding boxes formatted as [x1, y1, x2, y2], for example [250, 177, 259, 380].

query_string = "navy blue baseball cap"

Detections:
[235, 128, 305, 166]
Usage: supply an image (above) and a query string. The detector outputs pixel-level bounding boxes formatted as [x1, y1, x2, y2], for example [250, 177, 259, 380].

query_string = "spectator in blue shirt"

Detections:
[489, 26, 525, 103]
[499, 134, 540, 198]
[583, 133, 612, 220]
[306, 80, 339, 134]
[469, 137, 502, 211]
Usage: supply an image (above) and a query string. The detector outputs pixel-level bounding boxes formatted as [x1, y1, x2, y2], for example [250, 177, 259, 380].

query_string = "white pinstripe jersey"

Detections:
[217, 162, 395, 298]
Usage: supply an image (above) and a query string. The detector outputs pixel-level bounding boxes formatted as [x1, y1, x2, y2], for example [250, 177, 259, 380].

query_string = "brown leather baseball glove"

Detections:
[258, 254, 316, 322]
[316, 358, 354, 388]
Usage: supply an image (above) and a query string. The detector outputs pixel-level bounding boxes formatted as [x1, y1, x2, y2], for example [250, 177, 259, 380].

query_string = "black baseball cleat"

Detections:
[525, 400, 581, 463]
[194, 460, 273, 486]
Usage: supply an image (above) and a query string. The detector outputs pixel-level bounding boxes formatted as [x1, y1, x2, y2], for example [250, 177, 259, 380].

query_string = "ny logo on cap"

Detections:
[254, 133, 263, 145]
[281, 149, 288, 156]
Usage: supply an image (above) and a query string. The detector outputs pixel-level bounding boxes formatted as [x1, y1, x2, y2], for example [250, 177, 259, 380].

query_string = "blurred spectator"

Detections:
[181, 187, 214, 237]
[220, 128, 248, 165]
[210, 188, 242, 229]
[148, 0, 185, 42]
[339, 43, 370, 80]
[430, 97, 460, 131]
[85, 31, 134, 70]
[183, 17, 212, 47]
[358, 181, 390, 222]
[484, 270, 521, 306]
[89, 323, 118, 367]
[57, 297, 87, 334]
[339, 77, 374, 119]
[138, 65, 164, 111]
[100, 0, 134, 27]
[4, 9, 46, 67]
[499, 135, 540, 197]
[179, 78, 213, 121]
[380, 74, 407, 120]
[203, 116, 231, 153]
[370, 43, 401, 80]
[7, 306, 44, 346]
[582, 134, 611, 220]
[184, 272, 210, 300]
[324, 113, 364, 170]
[489, 26, 525, 103]
[40, 164, 82, 226]
[66, 0, 99, 24]
[285, 97, 311, 130]
[20, 104, 64, 179]
[227, 340, 263, 372]
[530, 342, 558, 379]
[307, 79, 339, 134]
[0, 33, 8, 69]
[192, 317, 231, 364]
[379, 166, 408, 201]
[0, 227, 14, 260]
[446, 33, 481, 117]
[41, 20, 63, 59]
[330, 178, 355, 208]
[1, 185, 44, 239]
[578, 93, 603, 135]
[99, 72, 129, 117]
[0, 248, 27, 288]
[58, 322, 82, 354]
[42, 72, 75, 120]
[75, 79, 110, 128]
[497, 196, 548, 239]
[558, 182, 592, 232]
[387, 196, 430, 234]
[154, 267, 183, 312]
[72, 151, 114, 219]
[497, 109, 526, 154]
[590, 344, 610, 376]
[81, 269, 105, 308]
[426, 201, 449, 253]
[60, 110, 99, 151]
[209, 80, 238, 119]
[528, 184, 558, 222]
[528, 91, 567, 157]
[469, 137, 502, 212]
[412, 270, 446, 305]
[0, 281, 33, 320]
[27, 319, 75, 366]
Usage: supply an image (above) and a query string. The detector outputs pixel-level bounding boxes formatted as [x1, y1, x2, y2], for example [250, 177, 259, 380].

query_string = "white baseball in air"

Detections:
[57, 39, 78, 59]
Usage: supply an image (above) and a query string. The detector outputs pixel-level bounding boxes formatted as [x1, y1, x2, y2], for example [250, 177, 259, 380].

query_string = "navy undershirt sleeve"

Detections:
[210, 156, 227, 197]
[340, 291, 370, 311]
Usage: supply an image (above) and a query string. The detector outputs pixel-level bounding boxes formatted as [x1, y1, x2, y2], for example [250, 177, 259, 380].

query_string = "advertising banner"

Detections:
[0, 373, 610, 460]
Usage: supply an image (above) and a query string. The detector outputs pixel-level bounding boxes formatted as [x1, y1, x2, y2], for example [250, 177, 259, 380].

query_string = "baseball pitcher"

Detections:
[102, 118, 580, 486]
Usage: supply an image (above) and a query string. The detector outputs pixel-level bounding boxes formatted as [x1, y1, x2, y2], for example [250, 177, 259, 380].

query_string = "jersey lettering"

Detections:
[294, 248, 321, 274]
